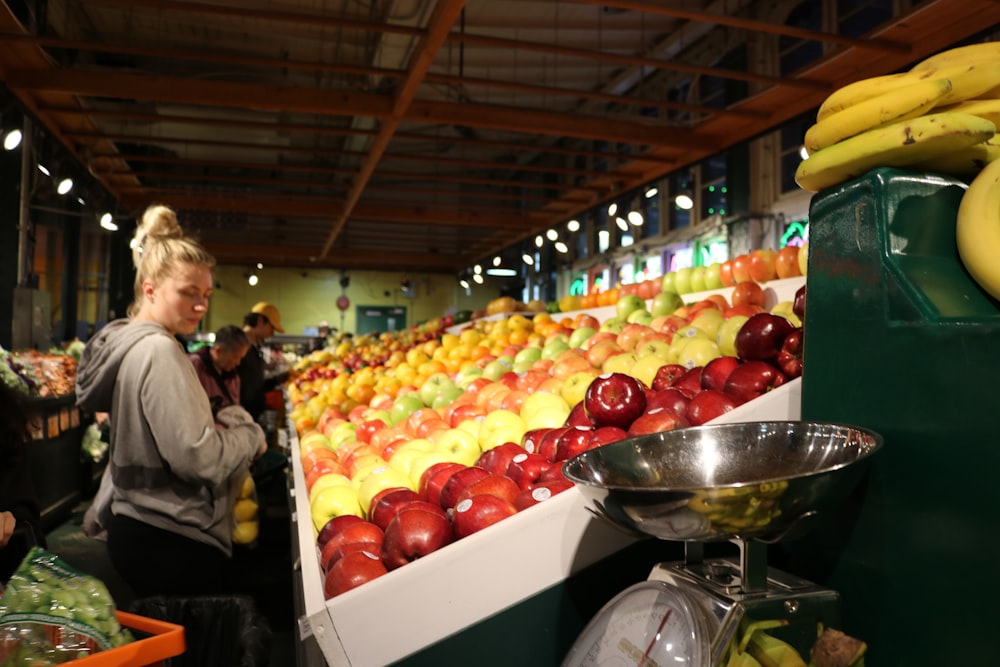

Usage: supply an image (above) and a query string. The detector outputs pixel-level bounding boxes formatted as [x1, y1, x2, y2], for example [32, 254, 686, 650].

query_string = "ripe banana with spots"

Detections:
[955, 157, 1000, 301]
[816, 73, 922, 122]
[795, 112, 996, 192]
[804, 78, 952, 152]
[911, 41, 1000, 73]
[915, 60, 1000, 107]
[908, 139, 1000, 177]
[941, 98, 1000, 125]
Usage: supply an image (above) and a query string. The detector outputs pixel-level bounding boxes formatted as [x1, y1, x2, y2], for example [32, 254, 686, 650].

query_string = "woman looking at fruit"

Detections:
[75, 204, 267, 598]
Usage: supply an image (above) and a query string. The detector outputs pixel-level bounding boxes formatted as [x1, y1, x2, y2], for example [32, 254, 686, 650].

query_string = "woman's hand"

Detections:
[0, 511, 16, 549]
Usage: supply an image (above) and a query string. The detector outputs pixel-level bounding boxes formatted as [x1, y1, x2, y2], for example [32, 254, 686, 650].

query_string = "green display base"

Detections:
[793, 167, 999, 664]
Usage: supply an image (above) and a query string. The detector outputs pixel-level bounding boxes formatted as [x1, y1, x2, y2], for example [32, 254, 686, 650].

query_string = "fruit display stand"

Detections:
[24, 393, 87, 531]
[791, 167, 1000, 663]
[288, 376, 802, 666]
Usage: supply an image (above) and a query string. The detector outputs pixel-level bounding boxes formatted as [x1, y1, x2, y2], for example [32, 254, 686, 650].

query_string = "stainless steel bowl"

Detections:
[562, 421, 883, 543]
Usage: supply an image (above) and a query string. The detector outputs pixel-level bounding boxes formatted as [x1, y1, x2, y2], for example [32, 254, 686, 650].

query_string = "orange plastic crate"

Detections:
[67, 611, 185, 667]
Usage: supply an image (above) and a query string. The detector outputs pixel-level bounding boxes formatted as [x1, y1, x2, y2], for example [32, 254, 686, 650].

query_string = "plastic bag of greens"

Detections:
[0, 547, 133, 664]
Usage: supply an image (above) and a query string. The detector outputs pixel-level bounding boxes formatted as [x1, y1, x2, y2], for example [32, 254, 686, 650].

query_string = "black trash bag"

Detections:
[128, 594, 272, 667]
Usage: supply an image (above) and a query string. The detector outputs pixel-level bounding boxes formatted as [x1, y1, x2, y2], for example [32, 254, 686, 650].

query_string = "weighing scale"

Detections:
[560, 421, 882, 667]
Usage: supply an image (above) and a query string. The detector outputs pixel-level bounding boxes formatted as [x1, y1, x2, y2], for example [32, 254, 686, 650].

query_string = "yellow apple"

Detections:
[602, 352, 638, 375]
[478, 409, 527, 451]
[688, 309, 725, 338]
[433, 428, 483, 467]
[770, 301, 802, 327]
[357, 465, 415, 514]
[629, 355, 669, 388]
[560, 369, 599, 407]
[310, 485, 363, 532]
[519, 392, 571, 424]
[407, 450, 455, 488]
[455, 418, 483, 439]
[524, 405, 572, 431]
[387, 438, 436, 475]
[307, 472, 352, 506]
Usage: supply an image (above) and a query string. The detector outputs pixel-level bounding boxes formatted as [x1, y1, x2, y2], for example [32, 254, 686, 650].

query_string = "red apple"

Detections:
[380, 505, 454, 570]
[447, 402, 487, 428]
[514, 479, 575, 511]
[368, 488, 423, 530]
[686, 390, 740, 426]
[553, 425, 597, 462]
[723, 360, 788, 404]
[452, 494, 518, 539]
[735, 313, 795, 362]
[537, 426, 572, 462]
[317, 514, 365, 550]
[645, 388, 691, 421]
[456, 473, 520, 506]
[321, 541, 376, 575]
[793, 284, 806, 319]
[627, 407, 688, 436]
[420, 462, 466, 506]
[776, 328, 804, 379]
[537, 462, 571, 484]
[670, 366, 704, 399]
[584, 373, 648, 430]
[478, 441, 529, 475]
[439, 466, 491, 510]
[319, 521, 384, 572]
[356, 418, 388, 444]
[651, 364, 687, 392]
[506, 451, 554, 490]
[701, 356, 742, 393]
[565, 402, 595, 429]
[324, 549, 387, 599]
[588, 425, 628, 449]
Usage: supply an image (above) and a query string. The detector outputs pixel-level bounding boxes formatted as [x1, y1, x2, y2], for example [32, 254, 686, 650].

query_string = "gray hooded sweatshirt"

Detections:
[76, 319, 264, 556]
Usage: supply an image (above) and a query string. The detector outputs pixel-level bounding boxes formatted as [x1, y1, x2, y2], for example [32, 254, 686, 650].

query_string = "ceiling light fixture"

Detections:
[554, 241, 569, 253]
[248, 272, 259, 287]
[644, 187, 658, 199]
[615, 216, 628, 231]
[2, 128, 21, 151]
[57, 177, 73, 195]
[607, 203, 618, 216]
[473, 273, 485, 284]
[522, 253, 534, 266]
[37, 164, 50, 176]
[566, 219, 580, 232]
[99, 212, 118, 231]
[628, 211, 644, 226]
[534, 235, 544, 247]
[459, 278, 470, 289]
[546, 229, 558, 241]
[473, 264, 482, 274]
[675, 191, 694, 210]
[492, 256, 502, 267]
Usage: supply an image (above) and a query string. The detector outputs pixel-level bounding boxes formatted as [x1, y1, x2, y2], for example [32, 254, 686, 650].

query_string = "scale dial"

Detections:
[563, 579, 711, 667]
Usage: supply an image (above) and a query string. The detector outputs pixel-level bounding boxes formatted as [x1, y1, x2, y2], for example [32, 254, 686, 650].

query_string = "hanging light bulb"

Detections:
[799, 145, 810, 160]
[554, 241, 569, 254]
[675, 192, 694, 210]
[535, 235, 544, 247]
[472, 273, 484, 284]
[99, 213, 118, 231]
[644, 187, 658, 199]
[459, 278, 470, 289]
[2, 129, 22, 151]
[546, 229, 558, 241]
[522, 253, 534, 266]
[248, 273, 259, 286]
[57, 177, 73, 195]
[37, 164, 50, 176]
[566, 219, 580, 232]
[474, 264, 482, 274]
[607, 203, 618, 216]
[615, 216, 628, 231]
[256, 262, 263, 270]
[628, 211, 644, 226]
[493, 256, 502, 267]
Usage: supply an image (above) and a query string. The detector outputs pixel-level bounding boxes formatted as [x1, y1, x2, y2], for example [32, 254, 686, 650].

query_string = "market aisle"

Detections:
[43, 467, 299, 666]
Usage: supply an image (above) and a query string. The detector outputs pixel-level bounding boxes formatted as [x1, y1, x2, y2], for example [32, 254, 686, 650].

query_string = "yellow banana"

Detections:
[804, 78, 952, 152]
[795, 112, 996, 192]
[914, 61, 1000, 107]
[816, 73, 920, 122]
[940, 98, 1000, 126]
[746, 630, 808, 667]
[728, 648, 765, 667]
[955, 157, 1000, 301]
[911, 41, 1000, 73]
[908, 139, 1000, 177]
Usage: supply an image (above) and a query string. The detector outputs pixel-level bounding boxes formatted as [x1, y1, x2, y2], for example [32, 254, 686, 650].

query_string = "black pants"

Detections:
[106, 514, 231, 599]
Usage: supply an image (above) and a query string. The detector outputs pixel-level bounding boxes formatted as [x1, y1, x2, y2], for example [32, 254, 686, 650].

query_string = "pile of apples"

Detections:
[295, 269, 807, 600]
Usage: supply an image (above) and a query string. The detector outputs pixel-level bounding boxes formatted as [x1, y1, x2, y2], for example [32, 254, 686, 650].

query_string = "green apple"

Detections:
[770, 301, 803, 327]
[629, 354, 669, 388]
[668, 326, 710, 358]
[616, 294, 647, 320]
[716, 315, 750, 357]
[420, 372, 457, 407]
[673, 267, 694, 294]
[661, 272, 678, 294]
[568, 326, 597, 349]
[689, 266, 707, 293]
[520, 392, 571, 424]
[431, 384, 465, 410]
[703, 263, 724, 290]
[310, 484, 363, 532]
[407, 450, 455, 488]
[389, 394, 426, 426]
[625, 308, 653, 326]
[307, 472, 352, 506]
[677, 338, 722, 370]
[689, 309, 725, 338]
[650, 291, 684, 317]
[560, 369, 599, 407]
[328, 421, 359, 449]
[388, 438, 436, 476]
[514, 346, 543, 366]
[478, 409, 527, 451]
[455, 365, 485, 389]
[357, 465, 415, 515]
[483, 357, 514, 380]
[541, 338, 570, 361]
[599, 316, 627, 334]
[602, 352, 638, 375]
[634, 336, 672, 361]
[433, 428, 483, 467]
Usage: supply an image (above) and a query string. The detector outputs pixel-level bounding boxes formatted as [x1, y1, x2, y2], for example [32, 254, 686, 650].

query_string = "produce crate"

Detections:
[794, 167, 1000, 664]
[65, 611, 185, 666]
[291, 378, 802, 666]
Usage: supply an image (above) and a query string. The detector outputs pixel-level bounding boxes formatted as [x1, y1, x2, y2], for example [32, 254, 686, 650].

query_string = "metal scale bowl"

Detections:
[561, 421, 882, 667]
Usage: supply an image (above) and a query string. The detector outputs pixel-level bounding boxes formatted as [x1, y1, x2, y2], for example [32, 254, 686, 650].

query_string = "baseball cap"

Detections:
[251, 301, 284, 333]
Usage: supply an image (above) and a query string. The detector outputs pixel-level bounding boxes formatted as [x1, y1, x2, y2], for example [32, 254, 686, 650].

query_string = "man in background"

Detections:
[189, 325, 251, 419]
[238, 301, 285, 423]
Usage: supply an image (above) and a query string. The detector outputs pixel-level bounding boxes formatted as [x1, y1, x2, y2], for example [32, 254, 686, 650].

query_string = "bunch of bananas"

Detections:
[796, 41, 1000, 192]
[725, 619, 808, 667]
[687, 479, 787, 535]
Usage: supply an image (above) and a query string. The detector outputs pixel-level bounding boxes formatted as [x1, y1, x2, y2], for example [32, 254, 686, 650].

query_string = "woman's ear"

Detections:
[142, 279, 157, 302]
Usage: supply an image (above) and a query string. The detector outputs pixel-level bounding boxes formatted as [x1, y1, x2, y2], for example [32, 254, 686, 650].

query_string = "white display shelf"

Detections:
[289, 376, 802, 666]
[445, 276, 805, 335]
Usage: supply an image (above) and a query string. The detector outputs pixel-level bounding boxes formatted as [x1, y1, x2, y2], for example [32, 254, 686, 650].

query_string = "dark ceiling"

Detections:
[1, 0, 998, 274]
